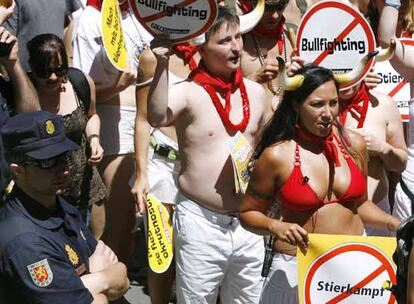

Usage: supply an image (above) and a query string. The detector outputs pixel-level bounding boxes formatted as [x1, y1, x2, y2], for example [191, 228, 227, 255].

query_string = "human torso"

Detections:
[175, 79, 267, 212]
[402, 97, 414, 184]
[271, 137, 365, 255]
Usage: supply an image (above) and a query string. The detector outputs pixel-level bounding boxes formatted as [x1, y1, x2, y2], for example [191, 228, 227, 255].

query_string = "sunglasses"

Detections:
[23, 153, 67, 170]
[34, 65, 67, 79]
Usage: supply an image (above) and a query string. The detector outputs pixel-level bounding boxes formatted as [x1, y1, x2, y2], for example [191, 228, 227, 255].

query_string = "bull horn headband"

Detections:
[190, 0, 265, 45]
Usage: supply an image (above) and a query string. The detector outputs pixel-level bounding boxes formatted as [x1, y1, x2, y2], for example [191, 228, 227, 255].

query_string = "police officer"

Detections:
[0, 111, 129, 303]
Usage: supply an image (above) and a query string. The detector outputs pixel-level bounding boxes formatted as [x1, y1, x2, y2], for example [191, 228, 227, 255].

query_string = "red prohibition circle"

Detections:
[304, 243, 396, 304]
[296, 1, 376, 89]
[129, 0, 218, 43]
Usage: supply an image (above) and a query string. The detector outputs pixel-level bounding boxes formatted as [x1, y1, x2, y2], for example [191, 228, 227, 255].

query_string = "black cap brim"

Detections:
[25, 138, 79, 159]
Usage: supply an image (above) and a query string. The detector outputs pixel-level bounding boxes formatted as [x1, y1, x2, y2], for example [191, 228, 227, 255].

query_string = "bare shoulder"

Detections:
[255, 140, 294, 171]
[244, 77, 266, 92]
[345, 129, 366, 154]
[138, 49, 157, 74]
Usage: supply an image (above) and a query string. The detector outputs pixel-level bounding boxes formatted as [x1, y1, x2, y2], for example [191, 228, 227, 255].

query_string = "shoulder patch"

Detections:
[27, 259, 53, 287]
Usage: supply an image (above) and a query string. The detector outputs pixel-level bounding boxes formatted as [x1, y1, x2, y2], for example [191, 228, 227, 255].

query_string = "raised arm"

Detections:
[131, 49, 156, 211]
[0, 27, 39, 112]
[378, 0, 414, 82]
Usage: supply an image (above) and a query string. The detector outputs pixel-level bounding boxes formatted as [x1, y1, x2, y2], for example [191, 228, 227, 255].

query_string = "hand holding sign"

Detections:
[150, 34, 173, 60]
[271, 220, 309, 251]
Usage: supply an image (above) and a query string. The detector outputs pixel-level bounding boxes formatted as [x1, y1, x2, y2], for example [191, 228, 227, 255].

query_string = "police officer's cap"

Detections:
[1, 111, 78, 159]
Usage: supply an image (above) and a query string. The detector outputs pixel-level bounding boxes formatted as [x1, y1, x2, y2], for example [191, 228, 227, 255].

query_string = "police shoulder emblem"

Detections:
[45, 120, 55, 135]
[65, 244, 79, 266]
[27, 258, 53, 287]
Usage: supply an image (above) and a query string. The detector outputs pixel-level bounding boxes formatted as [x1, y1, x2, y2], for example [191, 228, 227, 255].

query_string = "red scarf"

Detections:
[239, 0, 286, 54]
[87, 0, 101, 10]
[189, 62, 250, 132]
[87, 0, 128, 11]
[296, 124, 341, 167]
[339, 82, 370, 129]
[173, 43, 198, 71]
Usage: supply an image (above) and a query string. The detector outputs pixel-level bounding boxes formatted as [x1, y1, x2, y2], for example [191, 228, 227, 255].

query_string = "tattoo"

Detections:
[246, 186, 274, 201]
[136, 66, 144, 84]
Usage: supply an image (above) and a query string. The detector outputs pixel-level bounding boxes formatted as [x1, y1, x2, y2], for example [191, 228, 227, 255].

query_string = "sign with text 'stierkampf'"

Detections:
[372, 38, 414, 122]
[102, 0, 128, 71]
[129, 0, 218, 43]
[298, 234, 396, 304]
[297, 0, 376, 89]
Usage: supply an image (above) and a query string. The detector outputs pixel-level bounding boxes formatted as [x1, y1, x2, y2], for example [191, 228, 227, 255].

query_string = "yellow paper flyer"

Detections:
[228, 131, 253, 194]
[146, 195, 174, 274]
[101, 0, 127, 71]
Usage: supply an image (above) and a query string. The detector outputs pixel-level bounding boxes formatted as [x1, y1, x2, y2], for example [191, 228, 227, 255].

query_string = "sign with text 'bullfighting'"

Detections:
[298, 234, 396, 304]
[102, 0, 128, 70]
[372, 38, 414, 122]
[130, 0, 218, 43]
[297, 0, 376, 89]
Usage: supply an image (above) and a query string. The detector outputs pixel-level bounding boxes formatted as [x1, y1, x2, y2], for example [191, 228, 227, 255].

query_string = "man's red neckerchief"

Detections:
[296, 124, 341, 167]
[239, 0, 286, 54]
[87, 0, 128, 11]
[173, 43, 198, 71]
[339, 82, 370, 129]
[189, 62, 250, 132]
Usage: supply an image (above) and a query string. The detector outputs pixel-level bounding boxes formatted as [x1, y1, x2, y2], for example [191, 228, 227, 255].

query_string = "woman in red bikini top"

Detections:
[240, 64, 401, 257]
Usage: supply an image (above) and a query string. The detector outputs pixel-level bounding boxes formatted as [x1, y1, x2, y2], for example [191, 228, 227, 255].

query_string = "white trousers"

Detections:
[174, 195, 264, 304]
[393, 181, 413, 220]
[260, 253, 299, 304]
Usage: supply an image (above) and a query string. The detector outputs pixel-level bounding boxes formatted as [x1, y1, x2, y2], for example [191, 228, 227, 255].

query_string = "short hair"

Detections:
[204, 6, 239, 43]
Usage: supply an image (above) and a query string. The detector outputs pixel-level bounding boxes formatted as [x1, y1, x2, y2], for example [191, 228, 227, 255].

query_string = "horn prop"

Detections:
[375, 39, 396, 62]
[191, 0, 265, 45]
[239, 0, 265, 34]
[276, 57, 305, 91]
[334, 50, 378, 85]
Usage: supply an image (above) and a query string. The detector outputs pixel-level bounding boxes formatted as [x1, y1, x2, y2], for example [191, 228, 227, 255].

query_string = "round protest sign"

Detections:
[146, 195, 174, 273]
[372, 38, 414, 122]
[297, 0, 376, 89]
[304, 243, 396, 304]
[102, 0, 128, 71]
[129, 0, 218, 43]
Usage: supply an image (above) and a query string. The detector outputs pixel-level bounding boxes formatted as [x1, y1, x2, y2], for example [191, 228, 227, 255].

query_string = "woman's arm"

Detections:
[131, 49, 156, 212]
[240, 145, 308, 249]
[84, 74, 104, 165]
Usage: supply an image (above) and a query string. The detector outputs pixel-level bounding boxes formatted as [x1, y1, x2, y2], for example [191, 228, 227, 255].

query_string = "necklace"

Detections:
[125, 11, 150, 62]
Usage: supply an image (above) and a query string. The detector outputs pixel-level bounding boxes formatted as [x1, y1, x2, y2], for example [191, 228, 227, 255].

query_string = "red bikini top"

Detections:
[278, 135, 366, 212]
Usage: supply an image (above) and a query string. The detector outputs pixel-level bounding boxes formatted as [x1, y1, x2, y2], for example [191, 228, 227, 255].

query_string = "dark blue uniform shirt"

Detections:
[0, 186, 97, 303]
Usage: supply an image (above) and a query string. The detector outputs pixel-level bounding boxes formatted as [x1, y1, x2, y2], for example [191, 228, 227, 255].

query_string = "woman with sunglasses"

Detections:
[26, 33, 107, 239]
[239, 60, 401, 303]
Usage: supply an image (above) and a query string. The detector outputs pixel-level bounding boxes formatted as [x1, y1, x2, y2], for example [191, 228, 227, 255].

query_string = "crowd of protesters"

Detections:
[0, 0, 413, 303]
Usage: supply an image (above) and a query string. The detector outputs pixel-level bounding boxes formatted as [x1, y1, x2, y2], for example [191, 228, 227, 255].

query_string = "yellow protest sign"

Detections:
[101, 0, 127, 71]
[298, 234, 397, 304]
[146, 195, 174, 273]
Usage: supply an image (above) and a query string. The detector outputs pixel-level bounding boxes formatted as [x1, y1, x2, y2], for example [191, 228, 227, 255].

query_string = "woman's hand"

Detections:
[130, 174, 149, 213]
[364, 68, 381, 90]
[88, 136, 104, 165]
[271, 221, 309, 250]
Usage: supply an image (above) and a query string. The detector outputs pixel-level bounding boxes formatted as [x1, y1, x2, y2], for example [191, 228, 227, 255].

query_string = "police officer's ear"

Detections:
[9, 163, 25, 179]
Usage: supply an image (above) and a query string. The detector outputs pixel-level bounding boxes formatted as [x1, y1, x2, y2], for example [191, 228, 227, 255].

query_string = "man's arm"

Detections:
[0, 27, 39, 112]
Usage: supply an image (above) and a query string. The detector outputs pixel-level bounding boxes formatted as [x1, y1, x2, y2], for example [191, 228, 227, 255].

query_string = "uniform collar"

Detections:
[10, 186, 78, 230]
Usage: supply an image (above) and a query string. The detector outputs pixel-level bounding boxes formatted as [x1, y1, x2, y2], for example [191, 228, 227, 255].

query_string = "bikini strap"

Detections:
[333, 133, 350, 159]
[294, 142, 301, 166]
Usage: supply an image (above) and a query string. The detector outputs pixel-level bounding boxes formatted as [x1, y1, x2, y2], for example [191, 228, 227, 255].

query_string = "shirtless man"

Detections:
[148, 7, 268, 303]
[240, 0, 294, 110]
[339, 81, 407, 235]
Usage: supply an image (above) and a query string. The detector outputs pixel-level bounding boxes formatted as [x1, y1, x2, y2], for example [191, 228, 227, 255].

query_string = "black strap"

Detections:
[67, 67, 91, 114]
[399, 177, 414, 215]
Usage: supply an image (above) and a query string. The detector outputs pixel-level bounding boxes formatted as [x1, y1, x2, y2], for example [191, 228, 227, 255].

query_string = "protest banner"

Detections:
[146, 195, 174, 273]
[102, 0, 128, 70]
[297, 0, 376, 89]
[130, 0, 218, 43]
[372, 38, 414, 122]
[298, 234, 396, 304]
